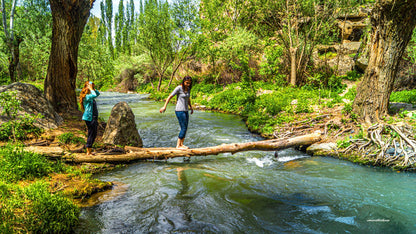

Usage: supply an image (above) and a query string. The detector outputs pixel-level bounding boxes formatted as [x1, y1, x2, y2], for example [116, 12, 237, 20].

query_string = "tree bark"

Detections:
[290, 47, 297, 86]
[29, 132, 322, 163]
[8, 38, 22, 83]
[44, 0, 95, 112]
[353, 0, 416, 124]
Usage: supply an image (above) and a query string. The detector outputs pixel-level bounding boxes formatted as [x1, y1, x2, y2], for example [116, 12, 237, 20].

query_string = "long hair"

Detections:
[181, 76, 192, 91]
[79, 81, 91, 111]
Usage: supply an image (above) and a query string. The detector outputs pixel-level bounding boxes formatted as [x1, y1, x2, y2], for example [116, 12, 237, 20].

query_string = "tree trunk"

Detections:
[44, 0, 95, 113]
[28, 132, 322, 163]
[290, 47, 297, 86]
[8, 38, 22, 83]
[352, 0, 416, 124]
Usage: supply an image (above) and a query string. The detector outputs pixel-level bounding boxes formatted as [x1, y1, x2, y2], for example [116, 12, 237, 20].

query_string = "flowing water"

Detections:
[75, 92, 416, 233]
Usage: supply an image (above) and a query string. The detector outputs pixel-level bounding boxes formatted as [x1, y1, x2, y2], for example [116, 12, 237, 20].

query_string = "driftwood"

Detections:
[27, 131, 322, 164]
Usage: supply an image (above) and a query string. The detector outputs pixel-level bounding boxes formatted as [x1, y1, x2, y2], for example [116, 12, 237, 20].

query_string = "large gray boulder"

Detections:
[0, 82, 63, 129]
[102, 102, 143, 147]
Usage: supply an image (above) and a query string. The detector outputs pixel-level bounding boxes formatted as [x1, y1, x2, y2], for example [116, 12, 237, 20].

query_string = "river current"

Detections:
[75, 92, 416, 233]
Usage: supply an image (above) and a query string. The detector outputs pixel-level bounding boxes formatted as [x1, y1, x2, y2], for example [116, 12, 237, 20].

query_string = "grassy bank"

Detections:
[0, 144, 79, 233]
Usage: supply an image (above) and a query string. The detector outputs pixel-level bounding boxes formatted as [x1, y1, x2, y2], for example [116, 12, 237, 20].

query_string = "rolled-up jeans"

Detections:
[175, 111, 189, 139]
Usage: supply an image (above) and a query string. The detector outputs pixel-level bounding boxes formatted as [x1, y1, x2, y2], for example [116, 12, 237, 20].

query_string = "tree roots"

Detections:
[341, 123, 416, 169]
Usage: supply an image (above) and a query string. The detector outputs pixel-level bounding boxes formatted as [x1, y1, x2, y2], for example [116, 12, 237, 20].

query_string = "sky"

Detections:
[90, 0, 140, 18]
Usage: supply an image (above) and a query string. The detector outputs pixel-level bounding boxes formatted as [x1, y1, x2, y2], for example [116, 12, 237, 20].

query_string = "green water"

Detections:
[76, 92, 416, 233]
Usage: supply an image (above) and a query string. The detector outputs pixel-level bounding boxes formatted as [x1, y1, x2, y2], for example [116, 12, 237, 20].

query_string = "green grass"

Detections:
[390, 89, 416, 104]
[0, 144, 80, 233]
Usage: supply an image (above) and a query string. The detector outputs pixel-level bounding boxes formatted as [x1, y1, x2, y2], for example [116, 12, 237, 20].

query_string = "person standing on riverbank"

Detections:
[159, 76, 194, 149]
[79, 81, 100, 155]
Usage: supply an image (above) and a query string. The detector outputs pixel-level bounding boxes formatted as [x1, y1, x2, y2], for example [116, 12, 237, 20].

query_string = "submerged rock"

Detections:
[0, 82, 63, 129]
[102, 102, 143, 147]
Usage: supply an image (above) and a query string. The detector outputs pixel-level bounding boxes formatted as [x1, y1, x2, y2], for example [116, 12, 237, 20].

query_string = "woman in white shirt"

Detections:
[159, 76, 194, 149]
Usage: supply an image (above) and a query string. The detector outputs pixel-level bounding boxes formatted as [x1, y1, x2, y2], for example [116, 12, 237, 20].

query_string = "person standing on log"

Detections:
[160, 76, 194, 149]
[79, 81, 100, 155]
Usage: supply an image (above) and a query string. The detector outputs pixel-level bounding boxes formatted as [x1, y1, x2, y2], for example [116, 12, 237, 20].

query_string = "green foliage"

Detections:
[343, 70, 363, 81]
[191, 82, 223, 97]
[57, 133, 86, 145]
[219, 27, 260, 83]
[0, 145, 59, 183]
[0, 50, 9, 85]
[13, 0, 52, 82]
[254, 93, 291, 116]
[0, 91, 43, 141]
[342, 102, 353, 115]
[398, 109, 409, 118]
[319, 51, 337, 60]
[138, 0, 174, 91]
[408, 28, 416, 64]
[79, 16, 115, 90]
[337, 137, 351, 148]
[208, 85, 256, 113]
[343, 85, 357, 101]
[259, 43, 285, 84]
[0, 181, 79, 234]
[23, 182, 80, 233]
[390, 89, 416, 104]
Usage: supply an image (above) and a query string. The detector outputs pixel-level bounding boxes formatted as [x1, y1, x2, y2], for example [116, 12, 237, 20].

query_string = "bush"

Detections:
[0, 182, 80, 234]
[57, 133, 85, 145]
[208, 85, 256, 113]
[390, 89, 416, 104]
[0, 145, 58, 183]
[254, 93, 291, 116]
[23, 182, 80, 234]
[0, 91, 43, 141]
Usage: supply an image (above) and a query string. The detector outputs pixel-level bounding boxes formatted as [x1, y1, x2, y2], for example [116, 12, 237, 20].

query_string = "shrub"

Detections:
[390, 89, 416, 104]
[23, 182, 80, 234]
[0, 145, 57, 183]
[0, 91, 43, 141]
[254, 93, 291, 116]
[57, 133, 85, 145]
[208, 85, 256, 113]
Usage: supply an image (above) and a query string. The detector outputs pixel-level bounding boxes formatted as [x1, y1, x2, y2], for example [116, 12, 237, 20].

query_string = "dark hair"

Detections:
[181, 76, 192, 91]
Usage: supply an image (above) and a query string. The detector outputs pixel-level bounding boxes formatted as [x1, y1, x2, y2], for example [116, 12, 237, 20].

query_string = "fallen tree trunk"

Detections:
[29, 131, 322, 163]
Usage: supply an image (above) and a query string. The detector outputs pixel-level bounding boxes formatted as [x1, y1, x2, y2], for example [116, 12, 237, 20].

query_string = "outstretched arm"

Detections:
[160, 95, 173, 113]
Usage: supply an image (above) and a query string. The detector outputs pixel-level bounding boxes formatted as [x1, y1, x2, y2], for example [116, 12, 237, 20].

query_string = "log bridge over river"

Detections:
[27, 131, 322, 164]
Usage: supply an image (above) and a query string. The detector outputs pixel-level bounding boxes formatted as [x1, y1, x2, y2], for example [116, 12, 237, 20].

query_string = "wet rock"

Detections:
[306, 142, 338, 156]
[0, 82, 63, 129]
[102, 102, 143, 147]
[385, 148, 396, 155]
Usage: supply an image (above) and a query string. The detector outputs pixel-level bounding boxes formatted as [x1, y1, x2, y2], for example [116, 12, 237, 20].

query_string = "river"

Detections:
[75, 92, 416, 233]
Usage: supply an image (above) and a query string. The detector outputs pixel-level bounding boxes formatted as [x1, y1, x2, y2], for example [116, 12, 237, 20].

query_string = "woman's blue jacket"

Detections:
[82, 90, 100, 121]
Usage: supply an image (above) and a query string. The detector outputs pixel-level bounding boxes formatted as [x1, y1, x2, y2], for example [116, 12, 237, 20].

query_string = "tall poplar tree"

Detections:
[100, 0, 113, 58]
[115, 0, 125, 55]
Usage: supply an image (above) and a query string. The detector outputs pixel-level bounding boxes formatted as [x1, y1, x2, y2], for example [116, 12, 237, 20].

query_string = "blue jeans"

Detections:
[175, 111, 189, 139]
[85, 119, 98, 148]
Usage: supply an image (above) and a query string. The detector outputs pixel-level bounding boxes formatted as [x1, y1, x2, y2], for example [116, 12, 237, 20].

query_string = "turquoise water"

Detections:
[75, 92, 416, 233]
